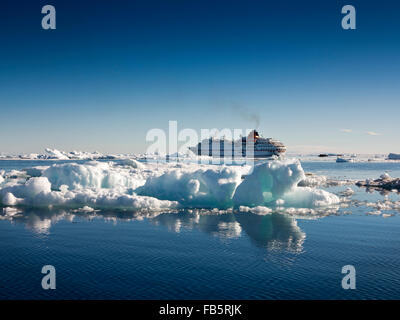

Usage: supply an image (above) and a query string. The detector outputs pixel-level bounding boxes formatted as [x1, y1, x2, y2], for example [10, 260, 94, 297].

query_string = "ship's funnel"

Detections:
[247, 130, 259, 141]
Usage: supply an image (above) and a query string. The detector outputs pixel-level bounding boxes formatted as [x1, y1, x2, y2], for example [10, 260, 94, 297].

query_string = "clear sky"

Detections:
[0, 0, 399, 154]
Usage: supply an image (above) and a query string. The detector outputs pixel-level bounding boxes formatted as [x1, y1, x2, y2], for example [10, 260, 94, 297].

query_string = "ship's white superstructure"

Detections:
[189, 130, 286, 158]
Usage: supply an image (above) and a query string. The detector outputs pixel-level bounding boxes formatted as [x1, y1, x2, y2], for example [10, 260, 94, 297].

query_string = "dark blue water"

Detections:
[0, 160, 400, 299]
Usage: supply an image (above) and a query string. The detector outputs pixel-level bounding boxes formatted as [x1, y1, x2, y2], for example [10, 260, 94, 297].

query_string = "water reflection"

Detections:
[152, 211, 305, 252]
[236, 213, 305, 252]
[0, 208, 306, 252]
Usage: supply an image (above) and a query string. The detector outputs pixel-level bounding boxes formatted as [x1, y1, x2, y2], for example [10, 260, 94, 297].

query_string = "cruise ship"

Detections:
[189, 130, 286, 158]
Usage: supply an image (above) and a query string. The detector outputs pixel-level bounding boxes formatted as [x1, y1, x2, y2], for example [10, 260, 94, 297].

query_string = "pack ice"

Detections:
[0, 159, 339, 212]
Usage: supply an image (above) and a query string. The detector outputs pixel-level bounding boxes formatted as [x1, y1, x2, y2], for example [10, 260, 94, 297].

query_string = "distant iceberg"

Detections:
[45, 148, 70, 160]
[0, 148, 128, 160]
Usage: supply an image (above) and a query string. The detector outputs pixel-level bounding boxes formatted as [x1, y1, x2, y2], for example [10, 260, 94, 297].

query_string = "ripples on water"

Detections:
[1, 204, 400, 299]
[0, 160, 400, 299]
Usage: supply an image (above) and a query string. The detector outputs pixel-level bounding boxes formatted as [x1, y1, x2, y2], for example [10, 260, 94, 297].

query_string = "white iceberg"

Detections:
[136, 165, 245, 208]
[45, 148, 69, 160]
[233, 159, 339, 208]
[0, 159, 339, 212]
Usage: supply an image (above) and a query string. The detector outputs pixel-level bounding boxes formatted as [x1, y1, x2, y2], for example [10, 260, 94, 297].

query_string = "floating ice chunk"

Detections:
[238, 205, 272, 215]
[80, 206, 96, 212]
[380, 172, 391, 180]
[2, 192, 19, 206]
[251, 206, 273, 215]
[45, 148, 69, 160]
[0, 158, 339, 212]
[367, 210, 382, 215]
[0, 161, 176, 210]
[283, 187, 340, 207]
[298, 173, 327, 187]
[0, 183, 177, 210]
[340, 187, 355, 197]
[168, 151, 196, 158]
[119, 159, 144, 169]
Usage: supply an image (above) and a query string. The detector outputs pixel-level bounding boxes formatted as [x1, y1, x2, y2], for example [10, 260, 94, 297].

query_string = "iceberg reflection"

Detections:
[0, 208, 306, 252]
[153, 211, 305, 252]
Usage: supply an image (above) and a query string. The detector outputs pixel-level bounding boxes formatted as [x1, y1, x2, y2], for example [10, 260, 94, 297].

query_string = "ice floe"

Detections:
[356, 173, 400, 191]
[0, 159, 340, 212]
[238, 206, 273, 215]
[339, 187, 355, 197]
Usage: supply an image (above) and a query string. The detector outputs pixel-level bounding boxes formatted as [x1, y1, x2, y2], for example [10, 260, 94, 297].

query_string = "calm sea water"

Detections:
[0, 159, 400, 299]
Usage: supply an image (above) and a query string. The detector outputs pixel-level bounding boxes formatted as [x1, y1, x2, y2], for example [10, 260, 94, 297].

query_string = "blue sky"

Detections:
[0, 0, 399, 154]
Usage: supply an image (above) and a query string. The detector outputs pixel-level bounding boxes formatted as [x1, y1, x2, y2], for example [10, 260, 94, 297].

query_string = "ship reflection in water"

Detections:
[0, 208, 306, 253]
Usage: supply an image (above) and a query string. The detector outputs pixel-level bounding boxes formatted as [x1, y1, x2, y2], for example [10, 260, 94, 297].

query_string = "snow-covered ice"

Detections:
[233, 159, 339, 208]
[0, 159, 340, 213]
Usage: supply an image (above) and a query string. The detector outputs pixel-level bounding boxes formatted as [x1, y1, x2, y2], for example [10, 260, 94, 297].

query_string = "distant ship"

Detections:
[189, 130, 286, 158]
